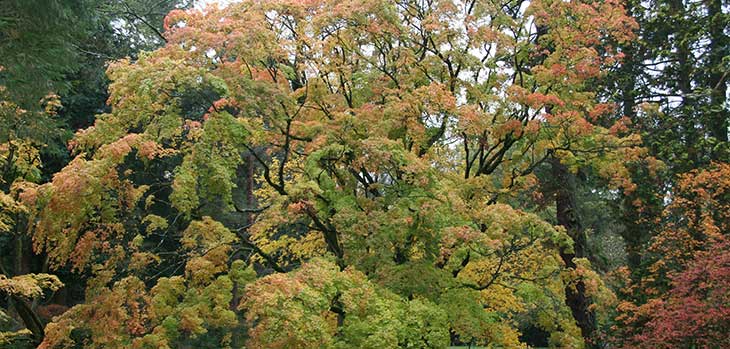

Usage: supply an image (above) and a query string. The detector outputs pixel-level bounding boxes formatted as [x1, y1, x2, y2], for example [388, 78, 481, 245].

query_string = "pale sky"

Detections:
[194, 0, 236, 10]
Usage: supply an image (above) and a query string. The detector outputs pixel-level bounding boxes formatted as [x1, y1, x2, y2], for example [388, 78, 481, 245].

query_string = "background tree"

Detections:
[596, 0, 729, 344]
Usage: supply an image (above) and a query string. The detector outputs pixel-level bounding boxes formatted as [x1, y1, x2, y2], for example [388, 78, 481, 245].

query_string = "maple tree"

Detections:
[633, 240, 730, 348]
[611, 162, 730, 347]
[13, 0, 642, 347]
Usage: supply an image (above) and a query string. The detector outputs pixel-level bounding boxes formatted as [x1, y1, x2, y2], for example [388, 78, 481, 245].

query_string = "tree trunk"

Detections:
[668, 0, 701, 168]
[3, 235, 46, 345]
[550, 157, 596, 347]
[706, 0, 729, 150]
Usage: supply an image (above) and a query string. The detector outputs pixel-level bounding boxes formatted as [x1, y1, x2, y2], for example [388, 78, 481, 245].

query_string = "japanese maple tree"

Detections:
[12, 0, 644, 348]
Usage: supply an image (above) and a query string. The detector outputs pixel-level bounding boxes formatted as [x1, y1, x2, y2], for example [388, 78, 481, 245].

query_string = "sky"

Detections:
[194, 0, 235, 10]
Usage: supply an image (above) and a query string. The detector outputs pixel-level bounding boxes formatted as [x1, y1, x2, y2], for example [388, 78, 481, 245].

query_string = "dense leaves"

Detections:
[26, 0, 641, 347]
[0, 0, 728, 348]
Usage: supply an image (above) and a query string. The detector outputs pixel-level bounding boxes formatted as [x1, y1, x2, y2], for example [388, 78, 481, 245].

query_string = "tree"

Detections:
[588, 3, 730, 343]
[633, 239, 730, 348]
[612, 163, 730, 347]
[0, 188, 62, 345]
[607, 0, 729, 171]
[0, 0, 91, 109]
[8, 0, 640, 347]
[595, 0, 729, 282]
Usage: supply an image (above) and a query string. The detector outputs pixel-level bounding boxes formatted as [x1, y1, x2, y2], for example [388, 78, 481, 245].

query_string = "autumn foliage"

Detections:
[0, 0, 728, 348]
[612, 163, 730, 347]
[637, 241, 730, 348]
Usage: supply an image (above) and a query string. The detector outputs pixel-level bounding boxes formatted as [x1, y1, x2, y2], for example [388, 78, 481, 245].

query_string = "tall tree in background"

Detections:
[640, 0, 728, 168]
[0, 0, 91, 108]
[599, 0, 729, 345]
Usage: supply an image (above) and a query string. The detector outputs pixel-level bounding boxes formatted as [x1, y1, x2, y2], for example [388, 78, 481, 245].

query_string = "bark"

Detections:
[706, 0, 729, 148]
[550, 157, 596, 347]
[1, 244, 46, 345]
[12, 295, 45, 344]
[618, 0, 639, 122]
[668, 0, 701, 167]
